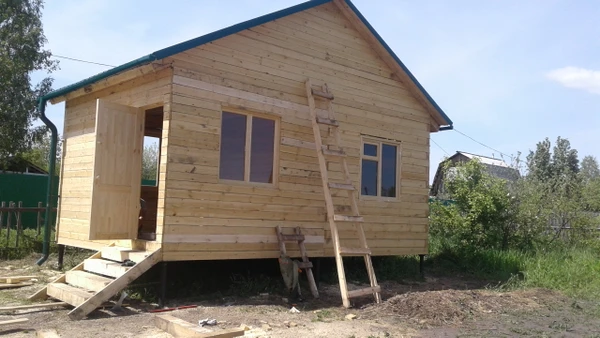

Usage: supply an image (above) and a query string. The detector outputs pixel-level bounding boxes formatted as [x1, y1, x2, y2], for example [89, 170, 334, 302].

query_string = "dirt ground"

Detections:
[1, 256, 599, 338]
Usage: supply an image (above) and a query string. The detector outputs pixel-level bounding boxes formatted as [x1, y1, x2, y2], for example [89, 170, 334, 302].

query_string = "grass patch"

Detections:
[0, 228, 57, 260]
[427, 236, 600, 300]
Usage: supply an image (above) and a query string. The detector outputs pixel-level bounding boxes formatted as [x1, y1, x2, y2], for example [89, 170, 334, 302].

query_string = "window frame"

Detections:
[218, 107, 280, 187]
[359, 136, 401, 201]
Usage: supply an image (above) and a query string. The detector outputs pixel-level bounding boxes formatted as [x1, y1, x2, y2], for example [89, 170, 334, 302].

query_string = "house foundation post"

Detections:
[158, 262, 168, 308]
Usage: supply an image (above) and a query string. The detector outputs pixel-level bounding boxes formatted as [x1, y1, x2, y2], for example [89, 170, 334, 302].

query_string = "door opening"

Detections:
[138, 106, 163, 241]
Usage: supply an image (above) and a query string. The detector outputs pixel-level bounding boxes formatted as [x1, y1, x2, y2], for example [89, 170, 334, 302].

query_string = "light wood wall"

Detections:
[56, 68, 173, 250]
[161, 3, 431, 261]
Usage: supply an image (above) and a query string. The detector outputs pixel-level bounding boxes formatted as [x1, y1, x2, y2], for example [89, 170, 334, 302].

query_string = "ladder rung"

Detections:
[281, 234, 305, 242]
[316, 117, 339, 127]
[297, 261, 313, 269]
[322, 148, 346, 157]
[311, 89, 334, 100]
[333, 215, 363, 222]
[347, 286, 381, 298]
[339, 247, 371, 256]
[328, 182, 355, 191]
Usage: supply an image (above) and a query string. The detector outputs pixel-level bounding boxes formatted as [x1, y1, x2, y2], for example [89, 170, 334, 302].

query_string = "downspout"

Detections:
[36, 96, 58, 266]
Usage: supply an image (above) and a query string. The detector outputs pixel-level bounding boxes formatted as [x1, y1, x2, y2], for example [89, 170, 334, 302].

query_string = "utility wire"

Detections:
[431, 138, 450, 156]
[453, 128, 514, 160]
[52, 54, 116, 68]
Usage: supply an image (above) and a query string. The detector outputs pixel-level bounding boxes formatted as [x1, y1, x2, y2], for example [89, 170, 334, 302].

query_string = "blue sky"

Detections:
[35, 0, 600, 181]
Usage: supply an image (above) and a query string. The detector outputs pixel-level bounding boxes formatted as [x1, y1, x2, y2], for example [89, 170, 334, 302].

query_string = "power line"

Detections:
[431, 138, 450, 156]
[453, 128, 514, 160]
[52, 54, 116, 68]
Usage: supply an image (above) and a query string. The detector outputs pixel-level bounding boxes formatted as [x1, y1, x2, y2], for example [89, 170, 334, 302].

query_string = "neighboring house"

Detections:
[1, 157, 48, 175]
[32, 0, 454, 318]
[430, 151, 520, 197]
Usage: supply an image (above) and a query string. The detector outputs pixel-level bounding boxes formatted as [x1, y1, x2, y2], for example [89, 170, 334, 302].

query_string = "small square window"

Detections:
[363, 144, 378, 157]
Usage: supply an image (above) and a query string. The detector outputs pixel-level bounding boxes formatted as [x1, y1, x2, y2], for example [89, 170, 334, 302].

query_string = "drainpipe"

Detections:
[36, 96, 58, 266]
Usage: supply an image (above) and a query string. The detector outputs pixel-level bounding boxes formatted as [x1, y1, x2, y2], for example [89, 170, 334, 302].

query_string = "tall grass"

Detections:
[519, 247, 600, 300]
[428, 235, 600, 300]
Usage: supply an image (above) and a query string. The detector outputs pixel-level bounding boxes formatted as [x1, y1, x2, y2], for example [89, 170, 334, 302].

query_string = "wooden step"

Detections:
[311, 88, 334, 100]
[101, 247, 150, 263]
[347, 286, 381, 298]
[322, 148, 346, 157]
[280, 234, 305, 242]
[338, 247, 371, 256]
[101, 247, 133, 262]
[333, 215, 364, 222]
[297, 261, 313, 269]
[316, 117, 339, 127]
[328, 182, 355, 191]
[47, 283, 93, 307]
[65, 270, 113, 293]
[83, 259, 131, 278]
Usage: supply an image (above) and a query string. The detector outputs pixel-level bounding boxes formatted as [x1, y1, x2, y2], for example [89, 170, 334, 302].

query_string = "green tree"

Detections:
[430, 159, 517, 250]
[21, 130, 61, 173]
[580, 155, 600, 183]
[0, 0, 57, 169]
[580, 156, 600, 212]
[142, 142, 158, 181]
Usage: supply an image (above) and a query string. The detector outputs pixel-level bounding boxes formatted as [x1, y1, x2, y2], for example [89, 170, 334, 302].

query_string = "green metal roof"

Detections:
[43, 0, 452, 126]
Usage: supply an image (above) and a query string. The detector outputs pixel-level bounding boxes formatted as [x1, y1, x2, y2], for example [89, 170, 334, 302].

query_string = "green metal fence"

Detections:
[0, 173, 59, 229]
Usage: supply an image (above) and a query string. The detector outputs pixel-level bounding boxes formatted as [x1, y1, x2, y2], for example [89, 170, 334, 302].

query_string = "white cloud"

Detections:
[546, 66, 600, 95]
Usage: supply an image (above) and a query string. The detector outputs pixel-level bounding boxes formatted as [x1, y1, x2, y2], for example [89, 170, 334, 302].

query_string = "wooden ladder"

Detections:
[276, 226, 319, 298]
[305, 79, 382, 307]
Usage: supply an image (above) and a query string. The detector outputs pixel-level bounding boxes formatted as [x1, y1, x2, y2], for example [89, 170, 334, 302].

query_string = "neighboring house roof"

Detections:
[430, 151, 520, 197]
[1, 157, 48, 175]
[42, 0, 453, 127]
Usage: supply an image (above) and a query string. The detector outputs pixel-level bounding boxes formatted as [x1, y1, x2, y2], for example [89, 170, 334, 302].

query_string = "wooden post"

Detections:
[158, 262, 168, 308]
[15, 201, 22, 248]
[37, 202, 43, 237]
[57, 245, 65, 270]
[6, 202, 13, 244]
[419, 254, 425, 278]
[0, 201, 4, 236]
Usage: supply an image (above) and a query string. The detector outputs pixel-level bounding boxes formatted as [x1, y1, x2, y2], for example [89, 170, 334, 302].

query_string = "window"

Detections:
[361, 139, 400, 198]
[219, 111, 277, 184]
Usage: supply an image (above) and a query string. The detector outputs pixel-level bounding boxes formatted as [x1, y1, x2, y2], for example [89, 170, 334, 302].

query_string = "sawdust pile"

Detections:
[364, 289, 557, 326]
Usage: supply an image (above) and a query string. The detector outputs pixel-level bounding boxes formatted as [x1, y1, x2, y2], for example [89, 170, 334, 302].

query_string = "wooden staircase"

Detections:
[29, 245, 161, 320]
[305, 79, 382, 308]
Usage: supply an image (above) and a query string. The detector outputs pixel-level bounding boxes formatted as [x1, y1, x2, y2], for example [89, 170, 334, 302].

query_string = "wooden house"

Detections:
[32, 0, 453, 318]
[430, 151, 519, 198]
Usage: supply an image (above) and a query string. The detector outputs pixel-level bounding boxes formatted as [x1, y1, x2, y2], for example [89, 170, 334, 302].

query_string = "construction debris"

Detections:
[155, 314, 244, 338]
[289, 306, 300, 313]
[36, 329, 61, 338]
[198, 318, 217, 327]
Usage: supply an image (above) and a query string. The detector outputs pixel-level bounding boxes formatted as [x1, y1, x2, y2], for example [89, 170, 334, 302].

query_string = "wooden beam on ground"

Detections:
[0, 318, 29, 326]
[0, 302, 67, 312]
[37, 329, 61, 338]
[0, 283, 33, 290]
[154, 314, 244, 338]
[0, 276, 35, 284]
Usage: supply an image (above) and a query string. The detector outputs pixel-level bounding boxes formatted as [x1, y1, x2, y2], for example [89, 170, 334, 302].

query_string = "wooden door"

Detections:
[88, 99, 144, 240]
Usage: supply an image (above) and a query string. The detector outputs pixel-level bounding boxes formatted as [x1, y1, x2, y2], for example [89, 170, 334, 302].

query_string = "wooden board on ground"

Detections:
[155, 314, 244, 338]
[0, 283, 34, 290]
[0, 318, 29, 326]
[0, 302, 67, 312]
[0, 276, 35, 284]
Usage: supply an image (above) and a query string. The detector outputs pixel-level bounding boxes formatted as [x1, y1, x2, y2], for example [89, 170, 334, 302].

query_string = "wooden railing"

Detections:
[0, 201, 57, 249]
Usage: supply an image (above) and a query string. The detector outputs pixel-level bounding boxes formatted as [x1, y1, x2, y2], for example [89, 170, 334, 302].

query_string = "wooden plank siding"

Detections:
[56, 68, 173, 251]
[161, 3, 431, 261]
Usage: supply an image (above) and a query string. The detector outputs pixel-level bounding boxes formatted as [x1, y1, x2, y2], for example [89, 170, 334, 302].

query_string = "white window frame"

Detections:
[359, 136, 401, 200]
